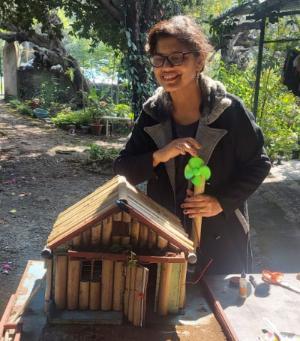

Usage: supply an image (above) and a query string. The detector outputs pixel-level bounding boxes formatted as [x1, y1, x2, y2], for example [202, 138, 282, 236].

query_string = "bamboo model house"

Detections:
[42, 176, 194, 327]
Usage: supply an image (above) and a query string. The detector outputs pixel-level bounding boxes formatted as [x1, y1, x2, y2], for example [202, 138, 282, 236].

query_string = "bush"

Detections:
[87, 143, 120, 162]
[212, 62, 300, 160]
[9, 99, 22, 108]
[9, 99, 34, 116]
[18, 103, 34, 116]
[112, 103, 134, 119]
[51, 109, 92, 127]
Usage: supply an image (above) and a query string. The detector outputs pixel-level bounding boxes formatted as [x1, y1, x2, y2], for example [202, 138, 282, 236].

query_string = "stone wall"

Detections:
[17, 68, 77, 103]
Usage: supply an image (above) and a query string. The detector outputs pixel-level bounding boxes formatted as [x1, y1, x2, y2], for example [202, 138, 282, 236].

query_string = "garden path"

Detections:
[0, 101, 124, 314]
[1, 101, 300, 328]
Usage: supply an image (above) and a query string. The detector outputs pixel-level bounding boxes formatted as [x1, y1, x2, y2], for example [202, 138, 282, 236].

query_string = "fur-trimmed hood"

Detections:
[142, 74, 232, 125]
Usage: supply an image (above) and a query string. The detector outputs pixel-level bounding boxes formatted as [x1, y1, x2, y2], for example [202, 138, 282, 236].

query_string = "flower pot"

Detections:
[90, 123, 103, 136]
[67, 124, 76, 135]
[33, 108, 49, 119]
[80, 125, 90, 134]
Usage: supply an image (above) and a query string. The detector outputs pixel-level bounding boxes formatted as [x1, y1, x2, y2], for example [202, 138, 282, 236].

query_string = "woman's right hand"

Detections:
[153, 137, 201, 166]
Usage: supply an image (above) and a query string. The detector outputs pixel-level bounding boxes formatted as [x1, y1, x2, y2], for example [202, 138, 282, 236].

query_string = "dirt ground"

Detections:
[0, 102, 124, 315]
[1, 101, 300, 340]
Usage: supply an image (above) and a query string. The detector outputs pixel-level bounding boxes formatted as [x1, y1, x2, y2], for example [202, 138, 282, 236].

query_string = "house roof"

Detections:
[47, 176, 194, 252]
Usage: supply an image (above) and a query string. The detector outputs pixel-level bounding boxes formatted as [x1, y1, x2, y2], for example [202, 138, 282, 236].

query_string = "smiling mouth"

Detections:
[162, 73, 180, 81]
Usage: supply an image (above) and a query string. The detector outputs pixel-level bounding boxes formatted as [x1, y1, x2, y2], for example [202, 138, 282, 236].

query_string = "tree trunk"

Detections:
[0, 14, 90, 105]
[125, 0, 169, 119]
[125, 1, 149, 118]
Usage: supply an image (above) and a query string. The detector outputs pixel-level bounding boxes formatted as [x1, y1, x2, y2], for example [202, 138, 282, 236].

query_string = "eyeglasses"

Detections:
[149, 51, 199, 68]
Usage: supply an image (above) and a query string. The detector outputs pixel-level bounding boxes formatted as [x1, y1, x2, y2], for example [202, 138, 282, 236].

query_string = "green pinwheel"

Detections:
[184, 156, 211, 186]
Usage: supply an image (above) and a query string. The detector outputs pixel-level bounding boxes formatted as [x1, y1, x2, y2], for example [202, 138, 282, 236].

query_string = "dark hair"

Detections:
[145, 16, 213, 67]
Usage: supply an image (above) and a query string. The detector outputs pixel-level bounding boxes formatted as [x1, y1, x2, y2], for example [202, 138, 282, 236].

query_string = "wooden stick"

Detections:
[158, 263, 173, 315]
[54, 255, 68, 310]
[179, 261, 188, 309]
[154, 264, 161, 313]
[157, 236, 168, 250]
[91, 223, 102, 246]
[128, 265, 137, 322]
[67, 259, 80, 310]
[44, 259, 52, 313]
[133, 266, 145, 327]
[130, 219, 140, 246]
[101, 260, 114, 311]
[0, 294, 16, 339]
[102, 217, 113, 246]
[89, 281, 101, 310]
[82, 229, 91, 247]
[113, 262, 125, 311]
[191, 177, 205, 248]
[123, 266, 130, 317]
[68, 250, 186, 263]
[72, 235, 81, 248]
[141, 267, 149, 326]
[139, 224, 148, 248]
[122, 212, 131, 223]
[113, 212, 122, 221]
[148, 230, 157, 249]
[79, 281, 90, 310]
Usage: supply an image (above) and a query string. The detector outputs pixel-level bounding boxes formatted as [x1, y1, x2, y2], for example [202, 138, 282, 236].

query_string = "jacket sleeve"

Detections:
[113, 112, 157, 185]
[214, 102, 271, 214]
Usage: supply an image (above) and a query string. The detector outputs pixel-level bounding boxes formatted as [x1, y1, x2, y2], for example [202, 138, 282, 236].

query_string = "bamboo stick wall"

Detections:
[52, 212, 188, 323]
[70, 212, 170, 252]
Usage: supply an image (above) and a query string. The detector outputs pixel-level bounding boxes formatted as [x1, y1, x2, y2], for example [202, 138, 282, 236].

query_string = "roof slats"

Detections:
[47, 176, 193, 252]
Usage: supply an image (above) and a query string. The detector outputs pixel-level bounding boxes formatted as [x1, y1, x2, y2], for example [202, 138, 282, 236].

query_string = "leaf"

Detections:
[193, 168, 201, 176]
[199, 166, 211, 180]
[188, 156, 204, 169]
[184, 165, 194, 179]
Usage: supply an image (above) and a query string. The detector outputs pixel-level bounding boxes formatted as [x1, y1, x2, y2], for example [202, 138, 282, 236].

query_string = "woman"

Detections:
[114, 16, 271, 274]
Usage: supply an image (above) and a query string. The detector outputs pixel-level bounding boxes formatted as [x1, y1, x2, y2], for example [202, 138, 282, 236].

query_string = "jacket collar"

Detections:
[142, 73, 232, 125]
[143, 74, 231, 196]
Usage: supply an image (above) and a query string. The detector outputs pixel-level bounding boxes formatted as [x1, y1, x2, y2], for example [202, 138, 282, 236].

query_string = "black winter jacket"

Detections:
[114, 74, 271, 274]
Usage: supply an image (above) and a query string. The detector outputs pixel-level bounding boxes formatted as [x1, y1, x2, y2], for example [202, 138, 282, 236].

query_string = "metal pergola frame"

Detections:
[213, 0, 300, 118]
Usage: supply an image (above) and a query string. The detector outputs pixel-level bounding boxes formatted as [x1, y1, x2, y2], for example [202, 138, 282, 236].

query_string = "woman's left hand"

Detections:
[181, 189, 223, 218]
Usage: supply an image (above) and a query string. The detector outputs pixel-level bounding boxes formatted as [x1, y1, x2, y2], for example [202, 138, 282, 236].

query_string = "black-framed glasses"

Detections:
[149, 51, 199, 68]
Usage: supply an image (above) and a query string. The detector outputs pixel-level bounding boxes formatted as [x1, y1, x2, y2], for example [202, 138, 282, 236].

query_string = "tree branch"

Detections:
[230, 21, 261, 35]
[0, 30, 65, 53]
[99, 0, 122, 22]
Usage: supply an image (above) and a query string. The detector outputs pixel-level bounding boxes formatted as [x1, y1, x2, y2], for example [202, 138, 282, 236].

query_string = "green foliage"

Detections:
[111, 103, 133, 118]
[82, 88, 112, 122]
[212, 61, 254, 109]
[17, 103, 34, 116]
[39, 79, 67, 109]
[51, 108, 92, 127]
[9, 99, 22, 108]
[87, 143, 120, 162]
[65, 67, 75, 82]
[212, 61, 300, 160]
[9, 99, 34, 116]
[257, 69, 300, 160]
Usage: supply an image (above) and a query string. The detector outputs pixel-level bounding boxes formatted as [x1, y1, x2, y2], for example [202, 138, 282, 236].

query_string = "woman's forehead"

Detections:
[155, 36, 188, 54]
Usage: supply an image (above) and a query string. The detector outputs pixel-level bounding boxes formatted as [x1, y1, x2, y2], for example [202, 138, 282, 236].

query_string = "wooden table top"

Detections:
[205, 273, 300, 341]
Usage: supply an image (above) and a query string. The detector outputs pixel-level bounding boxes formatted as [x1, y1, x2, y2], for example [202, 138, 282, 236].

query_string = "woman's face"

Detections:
[152, 36, 202, 93]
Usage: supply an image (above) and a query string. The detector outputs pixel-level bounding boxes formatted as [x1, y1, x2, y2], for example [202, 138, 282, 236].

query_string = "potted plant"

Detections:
[89, 101, 110, 136]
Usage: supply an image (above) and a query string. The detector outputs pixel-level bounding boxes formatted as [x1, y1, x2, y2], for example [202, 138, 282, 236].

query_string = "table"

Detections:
[102, 116, 132, 137]
[204, 273, 300, 340]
